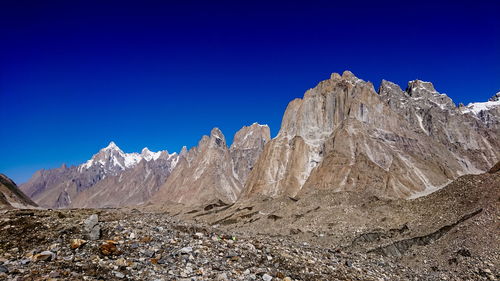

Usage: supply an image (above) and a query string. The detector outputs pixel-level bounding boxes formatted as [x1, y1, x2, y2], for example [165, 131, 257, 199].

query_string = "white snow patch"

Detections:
[415, 113, 428, 135]
[461, 100, 500, 115]
[78, 142, 174, 173]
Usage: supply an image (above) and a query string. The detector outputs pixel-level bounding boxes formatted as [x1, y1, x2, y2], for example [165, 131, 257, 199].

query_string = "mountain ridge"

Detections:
[16, 71, 500, 208]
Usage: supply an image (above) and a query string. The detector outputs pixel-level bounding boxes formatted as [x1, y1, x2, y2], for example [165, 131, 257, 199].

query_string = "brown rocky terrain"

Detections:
[4, 71, 498, 280]
[0, 167, 498, 280]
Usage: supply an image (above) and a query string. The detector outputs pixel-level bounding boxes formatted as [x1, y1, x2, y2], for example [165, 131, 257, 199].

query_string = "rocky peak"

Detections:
[379, 80, 403, 95]
[279, 70, 376, 141]
[210, 128, 226, 147]
[489, 92, 500, 102]
[154, 127, 242, 205]
[407, 80, 437, 95]
[103, 141, 121, 151]
[244, 71, 500, 200]
[179, 146, 188, 157]
[460, 92, 500, 129]
[406, 80, 455, 109]
[378, 80, 408, 107]
[230, 123, 271, 183]
[79, 142, 137, 174]
[140, 147, 168, 161]
[230, 123, 270, 150]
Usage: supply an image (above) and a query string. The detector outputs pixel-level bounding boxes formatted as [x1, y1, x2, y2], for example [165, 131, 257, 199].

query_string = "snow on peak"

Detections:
[79, 142, 173, 172]
[140, 147, 164, 161]
[104, 141, 120, 151]
[461, 99, 500, 115]
[251, 122, 269, 128]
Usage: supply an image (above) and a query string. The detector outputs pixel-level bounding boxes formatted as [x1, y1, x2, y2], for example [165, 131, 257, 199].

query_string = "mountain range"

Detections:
[16, 71, 499, 208]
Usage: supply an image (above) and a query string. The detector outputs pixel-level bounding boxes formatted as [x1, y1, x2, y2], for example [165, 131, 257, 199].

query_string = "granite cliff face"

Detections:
[153, 124, 270, 205]
[243, 71, 499, 199]
[0, 174, 37, 209]
[230, 123, 271, 184]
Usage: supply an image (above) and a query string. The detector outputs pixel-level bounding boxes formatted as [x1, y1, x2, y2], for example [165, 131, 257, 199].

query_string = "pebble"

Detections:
[100, 241, 120, 256]
[33, 251, 56, 262]
[70, 239, 87, 249]
[262, 273, 273, 281]
[180, 246, 193, 254]
[114, 271, 125, 278]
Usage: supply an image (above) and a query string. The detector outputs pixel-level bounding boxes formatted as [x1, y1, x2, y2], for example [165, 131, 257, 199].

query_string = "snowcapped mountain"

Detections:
[20, 142, 179, 208]
[460, 92, 500, 129]
[78, 141, 175, 174]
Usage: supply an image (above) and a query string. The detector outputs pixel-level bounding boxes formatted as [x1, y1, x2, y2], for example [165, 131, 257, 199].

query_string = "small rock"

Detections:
[48, 271, 60, 278]
[33, 251, 56, 262]
[0, 265, 8, 273]
[115, 258, 128, 267]
[70, 239, 87, 249]
[283, 278, 292, 281]
[100, 241, 120, 256]
[180, 246, 193, 254]
[84, 214, 100, 240]
[217, 272, 229, 280]
[262, 273, 273, 281]
[129, 232, 136, 239]
[226, 251, 238, 258]
[114, 271, 125, 279]
[144, 249, 155, 258]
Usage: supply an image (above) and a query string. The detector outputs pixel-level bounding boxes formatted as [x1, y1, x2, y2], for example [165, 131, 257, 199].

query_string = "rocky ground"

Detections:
[0, 208, 417, 281]
[0, 171, 498, 280]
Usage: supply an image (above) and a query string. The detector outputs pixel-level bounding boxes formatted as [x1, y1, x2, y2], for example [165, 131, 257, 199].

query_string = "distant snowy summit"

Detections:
[79, 141, 177, 174]
[460, 92, 500, 128]
[20, 123, 271, 208]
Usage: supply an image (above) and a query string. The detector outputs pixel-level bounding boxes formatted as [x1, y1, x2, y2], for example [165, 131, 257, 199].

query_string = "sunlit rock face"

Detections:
[243, 71, 499, 199]
[153, 124, 270, 205]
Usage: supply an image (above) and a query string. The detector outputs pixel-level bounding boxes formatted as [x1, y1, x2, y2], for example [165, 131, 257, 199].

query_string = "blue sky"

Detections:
[1, 0, 499, 183]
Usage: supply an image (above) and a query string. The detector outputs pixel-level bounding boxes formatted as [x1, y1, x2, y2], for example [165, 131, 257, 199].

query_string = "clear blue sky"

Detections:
[1, 0, 499, 184]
